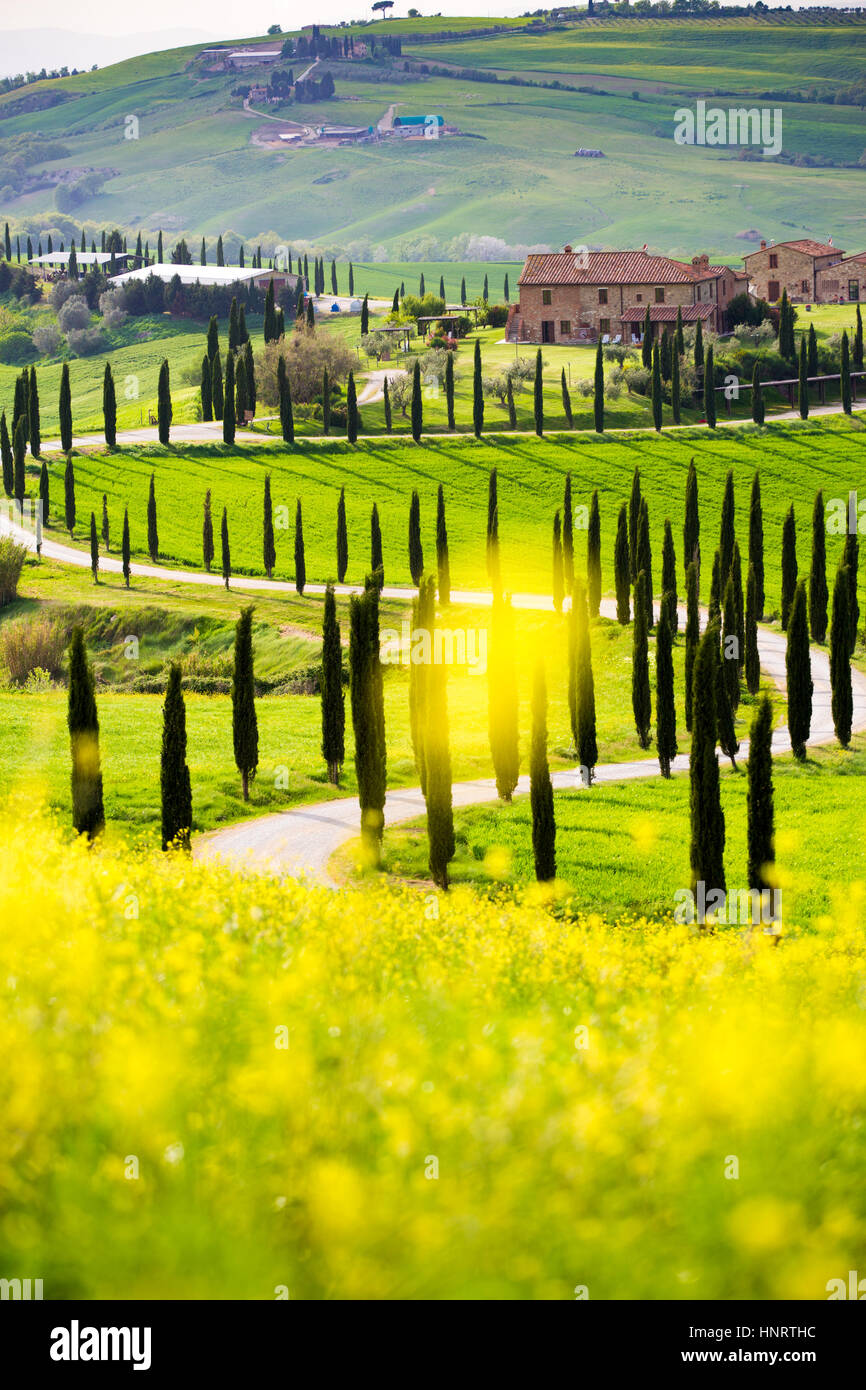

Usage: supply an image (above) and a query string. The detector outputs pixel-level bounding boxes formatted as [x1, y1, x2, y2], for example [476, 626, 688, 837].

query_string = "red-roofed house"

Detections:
[815, 252, 866, 305]
[512, 247, 741, 345]
[742, 238, 843, 304]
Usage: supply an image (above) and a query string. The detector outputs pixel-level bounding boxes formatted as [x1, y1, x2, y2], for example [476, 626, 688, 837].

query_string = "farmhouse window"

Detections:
[801, 280, 809, 294]
[598, 288, 608, 305]
[654, 287, 665, 303]
[635, 293, 642, 302]
[768, 280, 780, 301]
[560, 320, 571, 336]
[542, 290, 552, 305]
[849, 280, 860, 301]
[769, 253, 778, 269]
[599, 318, 611, 335]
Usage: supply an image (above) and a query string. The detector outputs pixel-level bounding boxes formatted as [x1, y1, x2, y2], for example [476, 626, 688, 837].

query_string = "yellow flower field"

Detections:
[2, 805, 865, 1300]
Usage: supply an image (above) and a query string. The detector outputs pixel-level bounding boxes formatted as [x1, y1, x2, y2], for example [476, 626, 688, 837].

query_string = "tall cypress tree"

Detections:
[695, 317, 705, 373]
[409, 577, 433, 798]
[207, 315, 219, 359]
[64, 454, 76, 536]
[731, 539, 745, 670]
[0, 412, 12, 497]
[223, 352, 236, 445]
[719, 469, 735, 585]
[425, 582, 455, 890]
[690, 626, 725, 904]
[28, 366, 40, 458]
[294, 499, 306, 595]
[12, 418, 25, 505]
[843, 529, 860, 655]
[371, 502, 383, 587]
[684, 456, 699, 579]
[277, 356, 293, 442]
[157, 358, 171, 445]
[473, 338, 483, 438]
[749, 471, 764, 620]
[572, 579, 598, 782]
[411, 360, 422, 442]
[263, 474, 276, 578]
[745, 561, 760, 695]
[321, 584, 345, 785]
[161, 663, 192, 851]
[810, 490, 828, 643]
[721, 576, 740, 713]
[235, 355, 248, 424]
[562, 473, 574, 593]
[655, 600, 677, 777]
[488, 595, 519, 801]
[854, 305, 864, 370]
[747, 693, 775, 893]
[594, 339, 604, 432]
[147, 473, 158, 560]
[408, 489, 424, 585]
[628, 467, 641, 582]
[830, 559, 853, 747]
[684, 559, 699, 733]
[781, 503, 797, 629]
[436, 483, 450, 605]
[637, 497, 653, 629]
[714, 620, 739, 769]
[263, 278, 277, 343]
[786, 579, 812, 760]
[642, 308, 652, 368]
[534, 348, 544, 435]
[614, 502, 630, 624]
[89, 511, 99, 583]
[67, 627, 104, 840]
[671, 344, 681, 425]
[200, 355, 212, 422]
[650, 341, 663, 431]
[841, 329, 852, 415]
[660, 517, 678, 636]
[232, 606, 259, 801]
[708, 548, 722, 624]
[221, 506, 231, 589]
[798, 335, 809, 419]
[632, 570, 652, 748]
[121, 507, 131, 589]
[360, 292, 368, 335]
[751, 362, 764, 424]
[59, 362, 72, 453]
[211, 348, 224, 421]
[587, 489, 601, 619]
[530, 657, 556, 881]
[383, 376, 392, 434]
[703, 345, 716, 428]
[349, 583, 386, 859]
[101, 493, 110, 552]
[552, 511, 564, 613]
[561, 367, 573, 428]
[228, 297, 239, 351]
[660, 327, 672, 382]
[445, 353, 455, 431]
[39, 461, 49, 534]
[807, 322, 818, 376]
[346, 370, 359, 443]
[487, 468, 500, 594]
[337, 486, 349, 584]
[202, 489, 214, 572]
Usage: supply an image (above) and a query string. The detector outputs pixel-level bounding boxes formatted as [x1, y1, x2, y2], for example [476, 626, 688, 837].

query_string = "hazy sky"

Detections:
[0, 3, 532, 38]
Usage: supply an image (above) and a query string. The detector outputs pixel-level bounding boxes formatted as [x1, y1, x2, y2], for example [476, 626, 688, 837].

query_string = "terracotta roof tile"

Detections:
[518, 250, 698, 287]
[620, 303, 717, 322]
[743, 239, 841, 261]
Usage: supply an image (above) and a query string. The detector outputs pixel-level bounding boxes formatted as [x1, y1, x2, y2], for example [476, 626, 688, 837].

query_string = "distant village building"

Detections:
[743, 238, 842, 304]
[111, 263, 296, 295]
[226, 48, 283, 69]
[29, 251, 130, 277]
[511, 247, 741, 344]
[816, 252, 866, 303]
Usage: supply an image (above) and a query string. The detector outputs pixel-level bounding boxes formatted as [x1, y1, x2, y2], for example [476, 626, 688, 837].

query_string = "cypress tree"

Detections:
[561, 367, 573, 428]
[200, 355, 212, 422]
[436, 483, 450, 605]
[563, 473, 574, 593]
[473, 338, 483, 438]
[147, 473, 158, 560]
[552, 511, 564, 613]
[721, 576, 740, 713]
[661, 517, 677, 636]
[747, 693, 775, 893]
[708, 548, 722, 624]
[202, 490, 214, 572]
[244, 339, 255, 416]
[360, 292, 369, 336]
[751, 362, 764, 425]
[223, 352, 236, 444]
[460, 276, 467, 304]
[235, 354, 249, 423]
[101, 492, 110, 551]
[59, 363, 72, 452]
[321, 584, 345, 785]
[439, 274, 445, 300]
[684, 456, 699, 579]
[637, 497, 653, 628]
[685, 559, 699, 732]
[632, 570, 652, 748]
[572, 578, 598, 781]
[731, 539, 745, 668]
[3, 222, 9, 261]
[651, 341, 663, 431]
[786, 579, 812, 760]
[337, 486, 349, 584]
[642, 308, 652, 369]
[350, 582, 387, 860]
[100, 361, 117, 446]
[409, 577, 433, 797]
[830, 559, 853, 747]
[745, 562, 760, 695]
[207, 316, 219, 359]
[371, 502, 383, 587]
[488, 595, 519, 801]
[694, 316, 704, 373]
[810, 490, 828, 643]
[39, 460, 49, 532]
[843, 530, 859, 655]
[671, 343, 681, 425]
[157, 359, 171, 444]
[841, 330, 852, 415]
[232, 606, 259, 801]
[714, 622, 739, 768]
[383, 376, 393, 434]
[660, 327, 672, 383]
[614, 501, 630, 624]
[807, 322, 818, 377]
[719, 469, 735, 584]
[594, 339, 604, 432]
[67, 627, 104, 840]
[277, 356, 293, 442]
[263, 279, 277, 342]
[391, 289, 399, 315]
[533, 348, 544, 435]
[704, 345, 716, 427]
[294, 499, 306, 595]
[445, 353, 455, 430]
[408, 488, 423, 585]
[749, 471, 764, 620]
[211, 349, 224, 421]
[530, 657, 556, 881]
[487, 468, 500, 594]
[221, 506, 231, 589]
[89, 511, 99, 583]
[656, 599, 677, 777]
[628, 467, 641, 582]
[262, 475, 276, 578]
[781, 504, 797, 630]
[121, 507, 131, 589]
[854, 305, 864, 370]
[506, 376, 516, 429]
[689, 626, 726, 903]
[411, 360, 423, 442]
[228, 297, 239, 351]
[798, 335, 809, 419]
[28, 366, 40, 458]
[161, 663, 192, 851]
[0, 412, 12, 496]
[425, 584, 455, 890]
[12, 418, 25, 505]
[675, 304, 684, 356]
[587, 488, 601, 619]
[347, 370, 359, 442]
[64, 454, 75, 536]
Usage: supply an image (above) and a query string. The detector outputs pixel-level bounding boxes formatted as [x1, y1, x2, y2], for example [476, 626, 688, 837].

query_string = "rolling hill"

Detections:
[0, 13, 864, 261]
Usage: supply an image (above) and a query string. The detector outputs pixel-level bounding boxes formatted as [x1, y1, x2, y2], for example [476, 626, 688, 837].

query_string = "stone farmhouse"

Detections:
[743, 239, 841, 304]
[510, 248, 745, 345]
[816, 252, 866, 304]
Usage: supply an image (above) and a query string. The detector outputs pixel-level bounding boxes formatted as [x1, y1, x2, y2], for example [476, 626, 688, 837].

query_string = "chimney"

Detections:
[760, 240, 766, 250]
[563, 244, 572, 253]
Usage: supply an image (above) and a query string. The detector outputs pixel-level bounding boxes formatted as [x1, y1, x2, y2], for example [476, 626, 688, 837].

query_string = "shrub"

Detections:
[58, 295, 91, 333]
[32, 322, 61, 356]
[0, 330, 36, 364]
[51, 279, 81, 311]
[255, 332, 355, 408]
[98, 287, 127, 330]
[0, 615, 66, 684]
[66, 326, 106, 357]
[0, 536, 27, 606]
